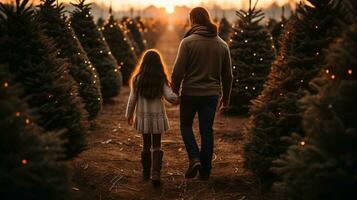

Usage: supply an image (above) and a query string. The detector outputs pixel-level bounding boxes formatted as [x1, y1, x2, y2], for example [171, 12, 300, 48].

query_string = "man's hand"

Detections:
[219, 99, 229, 112]
[128, 117, 133, 126]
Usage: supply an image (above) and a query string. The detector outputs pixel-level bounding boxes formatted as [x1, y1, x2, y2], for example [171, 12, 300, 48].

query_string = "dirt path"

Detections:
[71, 27, 266, 200]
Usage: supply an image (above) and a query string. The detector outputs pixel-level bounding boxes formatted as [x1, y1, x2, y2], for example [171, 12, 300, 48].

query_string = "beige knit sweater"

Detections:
[125, 84, 178, 134]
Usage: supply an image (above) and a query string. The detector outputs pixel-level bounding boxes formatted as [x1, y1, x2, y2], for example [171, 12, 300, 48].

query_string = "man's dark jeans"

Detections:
[180, 95, 219, 174]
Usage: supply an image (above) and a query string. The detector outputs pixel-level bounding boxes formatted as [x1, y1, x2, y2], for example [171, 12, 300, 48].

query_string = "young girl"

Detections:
[126, 49, 179, 186]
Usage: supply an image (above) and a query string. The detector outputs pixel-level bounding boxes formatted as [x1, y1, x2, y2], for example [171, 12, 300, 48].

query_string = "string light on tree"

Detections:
[21, 159, 28, 165]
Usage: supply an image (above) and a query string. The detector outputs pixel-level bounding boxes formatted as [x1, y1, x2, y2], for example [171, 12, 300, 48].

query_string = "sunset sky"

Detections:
[0, 0, 299, 13]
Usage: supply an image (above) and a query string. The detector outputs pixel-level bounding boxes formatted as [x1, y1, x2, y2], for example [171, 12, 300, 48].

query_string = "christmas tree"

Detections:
[37, 0, 103, 120]
[103, 7, 137, 86]
[0, 0, 88, 158]
[272, 1, 357, 199]
[267, 7, 288, 52]
[97, 17, 105, 27]
[219, 16, 232, 42]
[140, 17, 166, 48]
[228, 0, 275, 114]
[0, 64, 70, 200]
[70, 0, 122, 100]
[123, 17, 146, 56]
[244, 0, 346, 187]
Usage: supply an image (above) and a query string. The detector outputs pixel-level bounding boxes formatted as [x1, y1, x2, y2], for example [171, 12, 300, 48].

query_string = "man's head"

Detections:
[189, 7, 217, 34]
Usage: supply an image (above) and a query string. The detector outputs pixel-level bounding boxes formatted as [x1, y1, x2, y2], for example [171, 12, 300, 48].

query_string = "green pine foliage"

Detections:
[219, 17, 232, 42]
[97, 17, 105, 27]
[229, 1, 275, 114]
[103, 14, 137, 86]
[70, 0, 122, 100]
[272, 1, 357, 199]
[0, 0, 88, 158]
[267, 17, 287, 52]
[244, 0, 346, 187]
[140, 18, 166, 48]
[123, 17, 146, 56]
[37, 0, 103, 120]
[0, 64, 70, 200]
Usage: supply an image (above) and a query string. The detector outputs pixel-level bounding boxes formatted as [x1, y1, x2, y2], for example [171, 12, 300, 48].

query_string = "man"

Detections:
[172, 7, 233, 180]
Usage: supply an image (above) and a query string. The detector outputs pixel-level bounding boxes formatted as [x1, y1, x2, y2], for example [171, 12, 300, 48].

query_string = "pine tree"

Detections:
[0, 63, 70, 200]
[103, 8, 137, 86]
[267, 7, 288, 52]
[70, 0, 122, 100]
[0, 0, 88, 158]
[272, 1, 357, 199]
[123, 17, 146, 56]
[244, 0, 346, 187]
[37, 0, 103, 120]
[219, 17, 232, 42]
[97, 17, 105, 27]
[229, 0, 275, 114]
[142, 18, 166, 48]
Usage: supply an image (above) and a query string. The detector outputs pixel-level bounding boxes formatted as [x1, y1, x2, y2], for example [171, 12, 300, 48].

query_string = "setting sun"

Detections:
[165, 5, 175, 14]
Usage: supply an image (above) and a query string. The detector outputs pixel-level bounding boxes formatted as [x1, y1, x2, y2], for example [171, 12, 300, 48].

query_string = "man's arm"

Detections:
[221, 46, 233, 105]
[171, 40, 188, 94]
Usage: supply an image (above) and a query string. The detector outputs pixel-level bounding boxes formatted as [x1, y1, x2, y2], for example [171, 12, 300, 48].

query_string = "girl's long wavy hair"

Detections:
[190, 7, 218, 34]
[129, 49, 170, 99]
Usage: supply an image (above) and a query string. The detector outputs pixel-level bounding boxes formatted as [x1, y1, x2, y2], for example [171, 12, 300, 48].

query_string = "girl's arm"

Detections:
[163, 84, 179, 104]
[125, 86, 138, 119]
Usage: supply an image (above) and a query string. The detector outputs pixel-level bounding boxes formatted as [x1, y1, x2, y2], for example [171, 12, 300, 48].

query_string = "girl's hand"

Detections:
[128, 117, 133, 126]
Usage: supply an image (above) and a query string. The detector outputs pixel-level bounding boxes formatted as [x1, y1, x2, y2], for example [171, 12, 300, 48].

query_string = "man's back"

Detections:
[172, 30, 232, 99]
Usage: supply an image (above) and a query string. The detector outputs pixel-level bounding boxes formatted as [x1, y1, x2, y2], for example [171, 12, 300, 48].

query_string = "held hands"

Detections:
[171, 96, 180, 106]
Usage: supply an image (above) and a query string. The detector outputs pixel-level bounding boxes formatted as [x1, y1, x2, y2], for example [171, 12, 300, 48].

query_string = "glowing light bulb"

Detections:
[3, 82, 9, 88]
[331, 75, 336, 80]
[348, 69, 353, 75]
[300, 141, 305, 146]
[25, 118, 31, 125]
[22, 159, 28, 165]
[16, 112, 21, 117]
